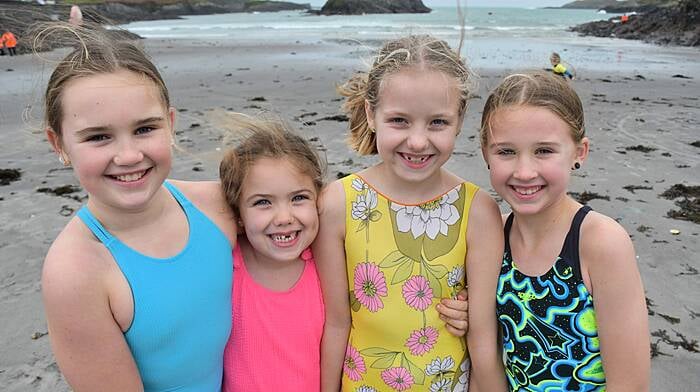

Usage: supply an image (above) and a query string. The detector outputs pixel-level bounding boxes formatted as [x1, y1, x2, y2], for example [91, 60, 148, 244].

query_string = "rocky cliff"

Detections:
[561, 0, 676, 13]
[570, 0, 699, 46]
[319, 0, 430, 15]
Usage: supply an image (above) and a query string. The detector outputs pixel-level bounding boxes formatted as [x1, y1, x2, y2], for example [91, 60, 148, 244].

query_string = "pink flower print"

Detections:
[405, 326, 439, 356]
[381, 367, 415, 391]
[402, 275, 433, 311]
[343, 345, 366, 381]
[354, 262, 388, 312]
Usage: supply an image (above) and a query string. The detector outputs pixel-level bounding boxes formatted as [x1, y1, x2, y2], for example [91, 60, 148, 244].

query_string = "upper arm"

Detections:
[465, 190, 503, 338]
[581, 215, 649, 390]
[312, 181, 350, 326]
[42, 235, 143, 391]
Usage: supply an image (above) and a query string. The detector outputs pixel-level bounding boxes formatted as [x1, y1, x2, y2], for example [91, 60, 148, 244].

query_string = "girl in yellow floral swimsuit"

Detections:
[314, 35, 507, 392]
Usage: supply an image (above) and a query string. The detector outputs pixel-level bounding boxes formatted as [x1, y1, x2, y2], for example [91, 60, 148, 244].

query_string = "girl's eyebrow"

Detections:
[75, 117, 166, 137]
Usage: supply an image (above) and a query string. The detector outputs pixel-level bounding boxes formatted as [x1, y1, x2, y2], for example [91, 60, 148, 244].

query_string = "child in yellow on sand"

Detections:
[315, 35, 506, 392]
[480, 71, 649, 391]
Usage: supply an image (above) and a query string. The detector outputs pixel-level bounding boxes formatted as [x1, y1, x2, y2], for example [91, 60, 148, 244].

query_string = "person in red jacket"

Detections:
[2, 30, 17, 56]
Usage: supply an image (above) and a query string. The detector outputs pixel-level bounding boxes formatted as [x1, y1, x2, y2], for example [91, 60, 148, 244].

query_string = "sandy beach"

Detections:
[0, 34, 698, 390]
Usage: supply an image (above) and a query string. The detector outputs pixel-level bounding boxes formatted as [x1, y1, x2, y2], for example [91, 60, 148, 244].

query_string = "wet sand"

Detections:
[0, 37, 698, 391]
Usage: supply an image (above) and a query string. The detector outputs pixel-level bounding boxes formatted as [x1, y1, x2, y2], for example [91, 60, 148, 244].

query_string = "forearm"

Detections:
[467, 335, 506, 392]
[320, 321, 350, 392]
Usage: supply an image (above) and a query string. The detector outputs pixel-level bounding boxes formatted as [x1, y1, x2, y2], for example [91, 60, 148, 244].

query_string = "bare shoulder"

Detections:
[43, 218, 113, 301]
[318, 180, 345, 218]
[580, 210, 635, 267]
[468, 188, 502, 225]
[167, 179, 236, 242]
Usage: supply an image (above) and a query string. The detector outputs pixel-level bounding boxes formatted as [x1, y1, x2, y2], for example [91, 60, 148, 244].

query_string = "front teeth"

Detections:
[271, 232, 297, 243]
[114, 170, 147, 182]
[403, 154, 429, 163]
[514, 186, 541, 195]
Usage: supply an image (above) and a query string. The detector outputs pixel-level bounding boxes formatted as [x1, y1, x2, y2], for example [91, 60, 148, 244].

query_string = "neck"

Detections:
[510, 195, 580, 247]
[373, 163, 455, 204]
[86, 186, 170, 234]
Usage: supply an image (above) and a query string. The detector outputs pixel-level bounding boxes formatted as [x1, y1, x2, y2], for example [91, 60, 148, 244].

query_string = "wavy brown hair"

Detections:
[219, 114, 326, 217]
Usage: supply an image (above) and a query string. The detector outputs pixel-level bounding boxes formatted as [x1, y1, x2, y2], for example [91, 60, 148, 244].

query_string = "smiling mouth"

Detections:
[270, 231, 299, 244]
[512, 185, 543, 196]
[109, 168, 150, 183]
[400, 153, 431, 163]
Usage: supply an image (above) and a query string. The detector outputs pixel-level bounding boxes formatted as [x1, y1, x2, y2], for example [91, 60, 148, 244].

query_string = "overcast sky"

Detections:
[306, 1, 572, 7]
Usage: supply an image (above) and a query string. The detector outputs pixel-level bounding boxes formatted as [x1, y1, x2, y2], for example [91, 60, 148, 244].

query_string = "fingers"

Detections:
[456, 288, 468, 301]
[439, 312, 468, 337]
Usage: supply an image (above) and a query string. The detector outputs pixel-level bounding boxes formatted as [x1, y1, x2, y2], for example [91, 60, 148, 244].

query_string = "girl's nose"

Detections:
[513, 158, 537, 181]
[273, 205, 294, 226]
[406, 128, 429, 151]
[113, 141, 144, 166]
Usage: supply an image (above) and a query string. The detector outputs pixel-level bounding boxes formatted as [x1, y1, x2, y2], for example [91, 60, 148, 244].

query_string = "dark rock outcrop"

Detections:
[561, 0, 674, 12]
[570, 0, 700, 46]
[319, 0, 430, 15]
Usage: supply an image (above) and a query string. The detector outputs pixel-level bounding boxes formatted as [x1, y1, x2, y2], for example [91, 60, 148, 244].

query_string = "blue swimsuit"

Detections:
[78, 181, 232, 391]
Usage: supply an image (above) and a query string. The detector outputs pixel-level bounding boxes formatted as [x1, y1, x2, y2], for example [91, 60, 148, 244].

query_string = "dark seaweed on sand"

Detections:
[660, 184, 700, 224]
[0, 168, 21, 186]
[569, 191, 610, 204]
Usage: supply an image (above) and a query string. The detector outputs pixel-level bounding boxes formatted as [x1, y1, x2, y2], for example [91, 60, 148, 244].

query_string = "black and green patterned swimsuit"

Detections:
[497, 206, 606, 391]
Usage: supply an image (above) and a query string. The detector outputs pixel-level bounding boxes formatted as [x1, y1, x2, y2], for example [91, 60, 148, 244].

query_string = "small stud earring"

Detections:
[572, 162, 581, 170]
[369, 127, 376, 133]
[487, 164, 490, 170]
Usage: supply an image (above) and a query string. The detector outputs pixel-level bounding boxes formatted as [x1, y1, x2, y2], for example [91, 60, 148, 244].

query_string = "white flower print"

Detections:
[452, 358, 470, 392]
[425, 356, 455, 376]
[430, 379, 451, 392]
[352, 177, 367, 192]
[447, 266, 465, 288]
[356, 386, 378, 392]
[391, 188, 460, 240]
[351, 189, 378, 221]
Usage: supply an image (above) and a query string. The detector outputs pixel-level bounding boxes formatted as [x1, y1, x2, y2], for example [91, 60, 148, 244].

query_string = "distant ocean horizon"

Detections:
[121, 7, 700, 74]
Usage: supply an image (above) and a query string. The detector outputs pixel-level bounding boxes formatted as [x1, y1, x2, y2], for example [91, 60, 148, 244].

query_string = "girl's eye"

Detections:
[497, 148, 515, 155]
[388, 117, 407, 125]
[431, 119, 448, 127]
[136, 126, 156, 135]
[535, 148, 554, 155]
[86, 134, 109, 142]
[292, 194, 310, 203]
[253, 199, 271, 207]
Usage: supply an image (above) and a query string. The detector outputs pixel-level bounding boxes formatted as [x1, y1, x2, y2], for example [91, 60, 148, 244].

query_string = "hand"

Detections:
[437, 288, 469, 337]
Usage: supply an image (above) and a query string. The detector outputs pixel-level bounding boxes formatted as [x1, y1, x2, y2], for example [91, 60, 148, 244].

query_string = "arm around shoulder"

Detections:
[464, 190, 507, 391]
[313, 180, 351, 392]
[42, 228, 143, 391]
[581, 213, 650, 391]
[169, 179, 236, 243]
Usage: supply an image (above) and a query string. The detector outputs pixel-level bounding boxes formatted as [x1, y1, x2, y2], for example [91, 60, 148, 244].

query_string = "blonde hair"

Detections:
[37, 22, 169, 141]
[338, 34, 475, 155]
[480, 71, 585, 148]
[550, 52, 561, 65]
[219, 114, 326, 216]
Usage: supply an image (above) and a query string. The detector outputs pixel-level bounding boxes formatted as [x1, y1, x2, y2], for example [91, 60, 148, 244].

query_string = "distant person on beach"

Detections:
[480, 71, 650, 391]
[218, 116, 326, 391]
[39, 23, 236, 391]
[316, 34, 506, 391]
[1, 30, 17, 56]
[549, 52, 573, 80]
[69, 5, 83, 26]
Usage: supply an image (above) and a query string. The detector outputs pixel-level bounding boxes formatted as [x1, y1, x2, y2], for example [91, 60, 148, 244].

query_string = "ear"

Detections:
[168, 106, 176, 135]
[575, 136, 590, 164]
[46, 127, 68, 161]
[364, 99, 375, 131]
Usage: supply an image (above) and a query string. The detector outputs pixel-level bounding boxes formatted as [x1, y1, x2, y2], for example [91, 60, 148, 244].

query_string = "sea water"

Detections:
[121, 7, 700, 74]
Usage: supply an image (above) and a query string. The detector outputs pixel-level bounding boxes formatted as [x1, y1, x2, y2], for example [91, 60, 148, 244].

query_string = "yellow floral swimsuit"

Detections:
[341, 174, 478, 392]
